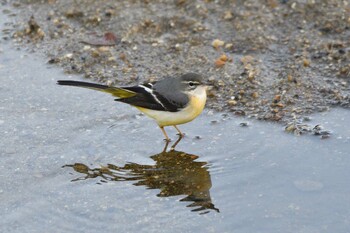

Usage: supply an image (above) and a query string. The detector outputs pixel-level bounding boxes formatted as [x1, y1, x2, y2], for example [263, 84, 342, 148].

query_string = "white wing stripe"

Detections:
[139, 84, 166, 109]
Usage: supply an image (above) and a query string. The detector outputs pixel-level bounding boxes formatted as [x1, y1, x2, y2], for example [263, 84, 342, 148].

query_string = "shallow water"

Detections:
[1, 15, 350, 233]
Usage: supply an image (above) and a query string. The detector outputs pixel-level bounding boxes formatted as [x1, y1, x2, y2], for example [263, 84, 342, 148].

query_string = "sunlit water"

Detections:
[1, 12, 350, 233]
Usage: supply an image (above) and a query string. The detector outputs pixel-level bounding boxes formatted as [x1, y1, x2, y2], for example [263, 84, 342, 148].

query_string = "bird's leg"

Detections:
[170, 134, 183, 151]
[173, 125, 185, 138]
[160, 126, 171, 152]
[170, 125, 185, 150]
[160, 126, 171, 142]
[162, 138, 170, 153]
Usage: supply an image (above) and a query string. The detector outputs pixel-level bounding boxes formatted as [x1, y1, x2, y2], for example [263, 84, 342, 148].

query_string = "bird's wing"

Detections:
[152, 78, 189, 110]
[117, 82, 188, 112]
[57, 80, 136, 98]
[57, 80, 188, 112]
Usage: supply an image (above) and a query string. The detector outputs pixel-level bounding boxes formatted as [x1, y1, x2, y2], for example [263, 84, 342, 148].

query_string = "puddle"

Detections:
[1, 12, 350, 233]
[63, 150, 220, 215]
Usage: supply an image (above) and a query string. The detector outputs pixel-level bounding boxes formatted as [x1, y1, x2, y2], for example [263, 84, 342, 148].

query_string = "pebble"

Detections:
[212, 39, 225, 49]
[227, 100, 237, 106]
[223, 11, 233, 20]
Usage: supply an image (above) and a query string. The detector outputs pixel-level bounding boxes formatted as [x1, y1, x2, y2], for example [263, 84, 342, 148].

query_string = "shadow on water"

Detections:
[63, 147, 220, 215]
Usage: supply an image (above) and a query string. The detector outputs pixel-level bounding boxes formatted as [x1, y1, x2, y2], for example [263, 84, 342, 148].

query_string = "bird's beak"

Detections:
[202, 81, 211, 89]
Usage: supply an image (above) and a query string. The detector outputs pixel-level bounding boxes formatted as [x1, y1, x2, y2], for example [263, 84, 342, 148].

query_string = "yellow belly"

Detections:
[135, 91, 206, 127]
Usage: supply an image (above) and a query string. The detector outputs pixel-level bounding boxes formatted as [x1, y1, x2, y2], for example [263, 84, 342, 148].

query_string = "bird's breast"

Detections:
[135, 87, 207, 127]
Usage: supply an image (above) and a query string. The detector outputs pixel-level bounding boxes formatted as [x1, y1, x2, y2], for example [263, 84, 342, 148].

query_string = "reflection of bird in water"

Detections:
[63, 150, 219, 214]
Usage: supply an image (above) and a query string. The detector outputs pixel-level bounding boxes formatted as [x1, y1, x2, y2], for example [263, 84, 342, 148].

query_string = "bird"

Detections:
[57, 73, 207, 141]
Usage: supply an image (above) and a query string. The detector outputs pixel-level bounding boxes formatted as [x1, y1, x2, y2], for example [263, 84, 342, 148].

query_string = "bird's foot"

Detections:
[176, 132, 185, 138]
[170, 134, 184, 151]
[162, 138, 171, 153]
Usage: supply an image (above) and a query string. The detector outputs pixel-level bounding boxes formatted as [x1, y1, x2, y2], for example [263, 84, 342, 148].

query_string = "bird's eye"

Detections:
[188, 81, 194, 87]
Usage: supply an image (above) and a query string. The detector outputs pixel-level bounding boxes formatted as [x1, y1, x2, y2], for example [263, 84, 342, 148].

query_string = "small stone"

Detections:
[175, 43, 181, 51]
[215, 59, 226, 68]
[219, 54, 228, 62]
[225, 43, 233, 49]
[64, 53, 73, 58]
[217, 80, 225, 86]
[303, 58, 310, 67]
[98, 46, 110, 52]
[119, 53, 127, 61]
[212, 39, 225, 49]
[267, 0, 278, 8]
[285, 124, 296, 133]
[65, 9, 83, 18]
[36, 29, 45, 38]
[105, 9, 115, 17]
[248, 70, 256, 80]
[251, 92, 259, 99]
[303, 116, 312, 121]
[274, 95, 281, 102]
[91, 49, 100, 57]
[227, 100, 237, 106]
[240, 55, 254, 64]
[214, 54, 230, 68]
[223, 11, 233, 20]
[107, 56, 116, 62]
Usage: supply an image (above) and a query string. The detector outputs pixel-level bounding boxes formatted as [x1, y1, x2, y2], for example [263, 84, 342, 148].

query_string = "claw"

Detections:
[163, 138, 171, 142]
[176, 132, 185, 138]
[174, 125, 185, 138]
[170, 134, 183, 151]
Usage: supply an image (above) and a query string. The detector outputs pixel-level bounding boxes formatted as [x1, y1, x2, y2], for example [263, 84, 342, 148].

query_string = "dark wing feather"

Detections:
[115, 86, 168, 111]
[115, 81, 188, 112]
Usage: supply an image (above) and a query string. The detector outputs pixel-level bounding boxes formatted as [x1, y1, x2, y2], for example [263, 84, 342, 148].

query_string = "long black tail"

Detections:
[57, 80, 136, 98]
[57, 80, 109, 90]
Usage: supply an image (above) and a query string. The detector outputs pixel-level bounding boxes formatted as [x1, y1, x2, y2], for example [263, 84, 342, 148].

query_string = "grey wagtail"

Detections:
[57, 73, 207, 141]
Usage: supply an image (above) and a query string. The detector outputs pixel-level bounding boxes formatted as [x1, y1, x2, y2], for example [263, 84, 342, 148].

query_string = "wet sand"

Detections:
[2, 0, 349, 123]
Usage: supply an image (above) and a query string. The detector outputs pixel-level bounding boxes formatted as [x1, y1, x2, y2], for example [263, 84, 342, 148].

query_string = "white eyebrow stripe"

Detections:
[181, 81, 200, 84]
[139, 84, 166, 109]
